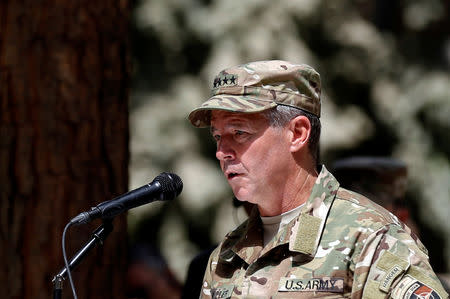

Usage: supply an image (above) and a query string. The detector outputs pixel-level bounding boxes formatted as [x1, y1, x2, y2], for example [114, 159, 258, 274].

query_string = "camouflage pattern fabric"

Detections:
[189, 60, 321, 128]
[200, 166, 448, 298]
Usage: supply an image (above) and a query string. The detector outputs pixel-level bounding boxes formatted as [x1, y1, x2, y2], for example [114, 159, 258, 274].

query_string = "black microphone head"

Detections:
[154, 172, 183, 201]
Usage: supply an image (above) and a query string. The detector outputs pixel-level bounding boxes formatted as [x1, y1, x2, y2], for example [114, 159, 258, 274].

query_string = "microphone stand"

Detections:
[52, 220, 113, 299]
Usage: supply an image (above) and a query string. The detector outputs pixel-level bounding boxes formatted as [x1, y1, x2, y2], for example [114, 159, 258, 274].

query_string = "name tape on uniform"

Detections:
[211, 285, 234, 299]
[278, 277, 344, 292]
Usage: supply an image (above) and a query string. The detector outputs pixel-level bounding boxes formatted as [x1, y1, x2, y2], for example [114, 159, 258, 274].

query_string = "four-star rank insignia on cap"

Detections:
[213, 74, 238, 88]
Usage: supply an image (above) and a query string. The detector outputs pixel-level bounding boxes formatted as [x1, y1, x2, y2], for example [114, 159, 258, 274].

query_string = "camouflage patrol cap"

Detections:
[188, 60, 321, 127]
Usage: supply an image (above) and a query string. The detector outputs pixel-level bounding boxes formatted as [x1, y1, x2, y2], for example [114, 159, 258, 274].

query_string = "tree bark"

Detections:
[0, 1, 130, 298]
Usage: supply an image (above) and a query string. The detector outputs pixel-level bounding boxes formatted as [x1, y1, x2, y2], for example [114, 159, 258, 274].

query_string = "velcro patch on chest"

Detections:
[211, 284, 235, 299]
[278, 277, 344, 292]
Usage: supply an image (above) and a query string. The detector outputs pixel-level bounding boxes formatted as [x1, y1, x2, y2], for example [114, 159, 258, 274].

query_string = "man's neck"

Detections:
[258, 166, 318, 216]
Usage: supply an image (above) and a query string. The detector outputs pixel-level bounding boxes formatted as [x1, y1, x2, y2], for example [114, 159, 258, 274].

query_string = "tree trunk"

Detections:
[0, 1, 130, 298]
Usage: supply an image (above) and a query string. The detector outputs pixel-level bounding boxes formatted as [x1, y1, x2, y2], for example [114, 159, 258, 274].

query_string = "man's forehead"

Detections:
[210, 111, 268, 131]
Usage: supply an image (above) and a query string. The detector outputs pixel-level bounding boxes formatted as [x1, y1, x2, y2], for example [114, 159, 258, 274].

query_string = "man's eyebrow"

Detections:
[210, 126, 217, 135]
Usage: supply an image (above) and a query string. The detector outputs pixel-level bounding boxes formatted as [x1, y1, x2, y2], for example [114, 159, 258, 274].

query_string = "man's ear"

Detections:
[288, 115, 311, 153]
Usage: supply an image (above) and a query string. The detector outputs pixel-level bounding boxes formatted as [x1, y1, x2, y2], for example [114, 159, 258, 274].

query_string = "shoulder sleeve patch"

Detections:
[380, 265, 404, 293]
[390, 275, 443, 299]
[377, 251, 409, 272]
[376, 251, 410, 293]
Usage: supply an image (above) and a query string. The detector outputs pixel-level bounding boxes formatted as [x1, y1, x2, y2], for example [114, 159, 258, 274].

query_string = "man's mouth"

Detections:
[227, 172, 240, 179]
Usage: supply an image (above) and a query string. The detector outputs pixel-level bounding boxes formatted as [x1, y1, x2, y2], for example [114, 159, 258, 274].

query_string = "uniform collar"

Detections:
[222, 165, 340, 264]
[288, 165, 340, 255]
[220, 206, 263, 265]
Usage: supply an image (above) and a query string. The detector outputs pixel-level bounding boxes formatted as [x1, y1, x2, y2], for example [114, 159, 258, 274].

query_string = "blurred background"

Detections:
[127, 0, 450, 289]
[1, 0, 449, 298]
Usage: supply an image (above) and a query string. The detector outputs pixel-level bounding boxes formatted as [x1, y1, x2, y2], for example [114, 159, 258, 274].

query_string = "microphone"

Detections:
[70, 172, 183, 225]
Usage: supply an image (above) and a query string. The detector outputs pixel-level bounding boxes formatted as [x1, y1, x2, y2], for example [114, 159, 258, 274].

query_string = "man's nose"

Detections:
[216, 139, 235, 161]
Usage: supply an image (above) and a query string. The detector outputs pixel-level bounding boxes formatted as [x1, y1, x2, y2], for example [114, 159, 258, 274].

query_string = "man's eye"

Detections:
[213, 135, 221, 142]
[234, 130, 250, 140]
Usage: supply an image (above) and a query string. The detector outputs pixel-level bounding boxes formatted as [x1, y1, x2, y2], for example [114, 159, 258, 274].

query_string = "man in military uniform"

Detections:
[188, 60, 448, 298]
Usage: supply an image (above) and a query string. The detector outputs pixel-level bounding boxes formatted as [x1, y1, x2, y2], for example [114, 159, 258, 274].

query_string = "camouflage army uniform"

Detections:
[188, 60, 447, 299]
[199, 166, 448, 298]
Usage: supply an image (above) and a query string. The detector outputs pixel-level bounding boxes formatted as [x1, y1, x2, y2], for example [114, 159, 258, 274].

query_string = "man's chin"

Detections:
[232, 190, 256, 205]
